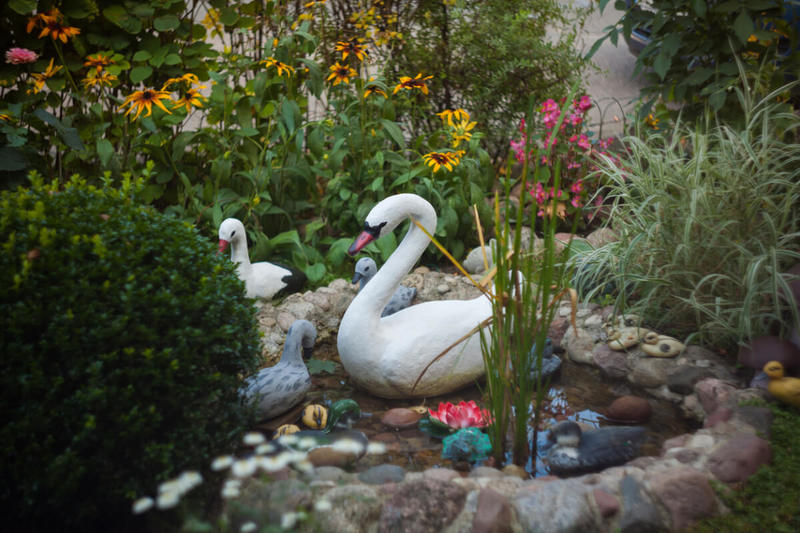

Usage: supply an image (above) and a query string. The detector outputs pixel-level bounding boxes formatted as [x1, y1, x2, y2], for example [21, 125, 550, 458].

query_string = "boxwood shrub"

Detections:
[0, 174, 261, 532]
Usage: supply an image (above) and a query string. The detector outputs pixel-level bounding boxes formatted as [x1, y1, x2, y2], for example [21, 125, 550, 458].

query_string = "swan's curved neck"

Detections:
[230, 236, 251, 267]
[357, 196, 436, 316]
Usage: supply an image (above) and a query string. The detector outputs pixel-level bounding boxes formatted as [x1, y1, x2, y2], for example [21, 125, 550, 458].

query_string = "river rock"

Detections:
[548, 317, 571, 348]
[630, 357, 672, 388]
[381, 408, 423, 429]
[472, 488, 513, 533]
[606, 395, 652, 424]
[592, 343, 630, 378]
[592, 488, 620, 518]
[619, 475, 668, 533]
[667, 365, 716, 395]
[378, 479, 466, 533]
[563, 326, 596, 365]
[648, 467, 718, 531]
[694, 378, 737, 416]
[316, 484, 383, 532]
[513, 478, 597, 532]
[585, 227, 618, 248]
[359, 464, 406, 485]
[707, 432, 771, 483]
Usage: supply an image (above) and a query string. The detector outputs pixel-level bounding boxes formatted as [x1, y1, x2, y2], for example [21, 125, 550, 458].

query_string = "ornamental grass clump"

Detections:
[585, 83, 800, 353]
[0, 173, 261, 532]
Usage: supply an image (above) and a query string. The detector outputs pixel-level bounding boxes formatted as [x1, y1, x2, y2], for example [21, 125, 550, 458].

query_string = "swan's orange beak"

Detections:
[218, 239, 230, 254]
[348, 231, 374, 255]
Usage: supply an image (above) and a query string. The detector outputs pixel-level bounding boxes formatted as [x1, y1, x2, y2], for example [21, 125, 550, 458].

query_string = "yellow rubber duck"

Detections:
[763, 361, 800, 409]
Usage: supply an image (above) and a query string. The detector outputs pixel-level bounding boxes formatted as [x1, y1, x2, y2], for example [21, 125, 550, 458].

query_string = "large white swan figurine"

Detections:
[337, 194, 491, 399]
[218, 218, 306, 300]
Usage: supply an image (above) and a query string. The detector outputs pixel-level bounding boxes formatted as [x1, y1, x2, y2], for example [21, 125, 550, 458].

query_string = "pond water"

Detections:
[254, 337, 697, 477]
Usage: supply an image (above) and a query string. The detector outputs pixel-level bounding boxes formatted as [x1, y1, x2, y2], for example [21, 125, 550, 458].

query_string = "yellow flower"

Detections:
[335, 39, 369, 62]
[422, 150, 465, 172]
[119, 89, 174, 120]
[82, 70, 117, 89]
[202, 8, 224, 38]
[436, 108, 470, 126]
[450, 118, 476, 147]
[32, 8, 80, 43]
[26, 8, 59, 34]
[364, 85, 387, 99]
[327, 62, 357, 85]
[393, 73, 433, 95]
[644, 113, 659, 130]
[84, 53, 114, 73]
[28, 58, 63, 94]
[260, 57, 295, 77]
[162, 73, 202, 90]
[172, 88, 206, 112]
[0, 113, 11, 122]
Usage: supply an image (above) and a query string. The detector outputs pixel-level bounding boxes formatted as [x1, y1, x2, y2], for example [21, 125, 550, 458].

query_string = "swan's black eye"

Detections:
[364, 221, 386, 239]
[231, 230, 236, 237]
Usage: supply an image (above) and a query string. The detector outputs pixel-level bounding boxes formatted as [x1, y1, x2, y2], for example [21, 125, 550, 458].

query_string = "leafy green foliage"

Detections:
[596, 0, 800, 117]
[0, 173, 261, 532]
[586, 82, 800, 353]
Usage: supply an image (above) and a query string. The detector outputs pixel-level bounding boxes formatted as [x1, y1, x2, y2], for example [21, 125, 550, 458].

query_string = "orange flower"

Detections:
[32, 8, 81, 43]
[422, 150, 465, 172]
[82, 70, 117, 89]
[393, 73, 433, 95]
[28, 58, 62, 94]
[260, 57, 295, 78]
[26, 8, 59, 34]
[119, 89, 174, 120]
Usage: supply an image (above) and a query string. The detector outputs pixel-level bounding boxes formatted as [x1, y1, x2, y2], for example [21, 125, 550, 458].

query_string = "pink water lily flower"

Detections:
[428, 401, 491, 430]
[5, 47, 38, 64]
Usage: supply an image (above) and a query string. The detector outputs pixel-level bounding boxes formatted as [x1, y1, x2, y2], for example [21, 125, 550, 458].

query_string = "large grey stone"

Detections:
[513, 479, 599, 533]
[667, 365, 716, 395]
[472, 488, 513, 533]
[378, 478, 467, 533]
[618, 475, 667, 533]
[592, 343, 630, 378]
[630, 357, 672, 388]
[648, 467, 719, 531]
[707, 432, 771, 483]
[359, 464, 406, 485]
[316, 484, 384, 533]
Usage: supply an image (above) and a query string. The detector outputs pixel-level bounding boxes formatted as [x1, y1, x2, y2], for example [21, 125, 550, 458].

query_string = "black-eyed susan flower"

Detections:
[393, 73, 433, 95]
[422, 150, 465, 172]
[30, 8, 80, 43]
[28, 58, 62, 94]
[172, 88, 206, 112]
[364, 84, 387, 99]
[450, 118, 477, 147]
[335, 39, 369, 62]
[84, 53, 114, 73]
[81, 70, 117, 89]
[0, 113, 12, 122]
[162, 73, 202, 90]
[327, 62, 357, 85]
[260, 57, 295, 78]
[119, 89, 174, 120]
[436, 108, 470, 127]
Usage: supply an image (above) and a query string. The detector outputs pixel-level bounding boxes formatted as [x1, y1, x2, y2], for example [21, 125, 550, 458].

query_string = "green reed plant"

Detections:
[479, 90, 581, 467]
[584, 81, 800, 353]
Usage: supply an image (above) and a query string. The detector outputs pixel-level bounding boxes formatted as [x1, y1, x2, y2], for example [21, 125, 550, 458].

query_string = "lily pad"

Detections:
[306, 358, 340, 375]
[418, 416, 454, 439]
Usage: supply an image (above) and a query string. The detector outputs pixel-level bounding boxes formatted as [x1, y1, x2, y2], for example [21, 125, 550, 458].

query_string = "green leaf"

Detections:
[653, 51, 671, 80]
[164, 54, 182, 66]
[103, 6, 142, 34]
[0, 146, 27, 171]
[417, 417, 454, 439]
[32, 109, 85, 151]
[304, 263, 326, 282]
[661, 34, 681, 58]
[685, 67, 714, 86]
[153, 15, 180, 32]
[380, 119, 406, 148]
[220, 7, 239, 26]
[130, 65, 152, 83]
[733, 11, 754, 44]
[96, 138, 114, 167]
[8, 0, 37, 15]
[691, 0, 707, 16]
[132, 50, 151, 62]
[708, 89, 727, 111]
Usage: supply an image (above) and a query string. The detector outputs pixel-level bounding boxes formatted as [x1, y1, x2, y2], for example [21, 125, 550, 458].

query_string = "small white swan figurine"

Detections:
[218, 218, 306, 300]
[241, 319, 316, 420]
[337, 194, 491, 399]
[352, 257, 417, 317]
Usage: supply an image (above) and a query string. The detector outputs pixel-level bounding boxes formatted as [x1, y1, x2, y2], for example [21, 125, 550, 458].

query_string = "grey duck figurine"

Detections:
[528, 337, 562, 383]
[241, 319, 316, 420]
[544, 420, 646, 477]
[352, 257, 417, 317]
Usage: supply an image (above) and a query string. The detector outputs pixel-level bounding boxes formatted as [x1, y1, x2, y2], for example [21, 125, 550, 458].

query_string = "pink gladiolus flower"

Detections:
[428, 401, 491, 430]
[5, 47, 38, 64]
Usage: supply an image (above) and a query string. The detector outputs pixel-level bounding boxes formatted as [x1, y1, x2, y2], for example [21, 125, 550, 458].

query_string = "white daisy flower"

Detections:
[277, 434, 299, 446]
[243, 432, 266, 446]
[221, 485, 240, 499]
[131, 496, 154, 514]
[232, 457, 258, 478]
[158, 479, 180, 495]
[331, 438, 364, 455]
[314, 499, 332, 512]
[177, 470, 203, 492]
[281, 512, 298, 529]
[211, 455, 234, 471]
[255, 443, 276, 455]
[297, 437, 318, 450]
[156, 490, 181, 509]
[240, 521, 258, 532]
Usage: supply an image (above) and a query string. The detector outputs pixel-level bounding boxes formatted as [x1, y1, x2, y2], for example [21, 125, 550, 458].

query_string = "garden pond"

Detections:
[252, 337, 697, 477]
